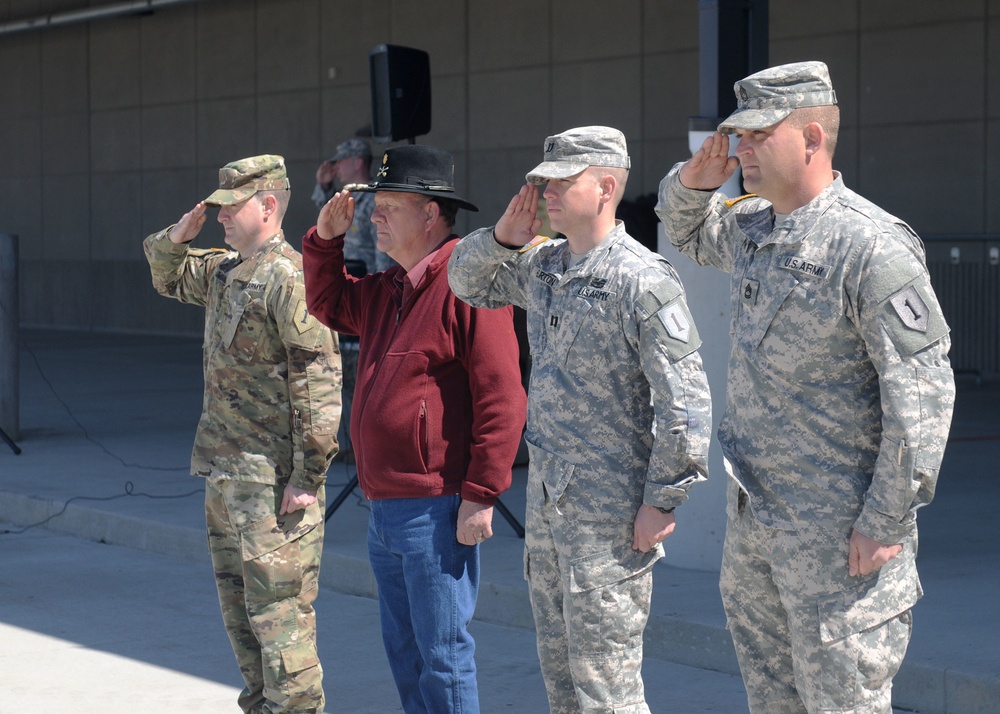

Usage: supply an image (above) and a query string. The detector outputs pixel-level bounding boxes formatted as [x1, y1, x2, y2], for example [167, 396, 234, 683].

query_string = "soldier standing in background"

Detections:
[313, 137, 394, 463]
[144, 155, 341, 714]
[656, 61, 956, 713]
[449, 126, 713, 714]
[312, 138, 395, 274]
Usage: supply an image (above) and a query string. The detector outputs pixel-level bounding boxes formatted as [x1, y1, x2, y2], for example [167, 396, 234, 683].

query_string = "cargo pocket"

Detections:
[568, 543, 657, 654]
[277, 641, 323, 708]
[241, 513, 317, 604]
[813, 560, 919, 709]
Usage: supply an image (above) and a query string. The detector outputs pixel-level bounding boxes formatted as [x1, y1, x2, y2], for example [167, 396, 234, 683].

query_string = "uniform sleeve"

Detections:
[143, 226, 230, 306]
[655, 164, 739, 273]
[453, 298, 528, 505]
[852, 235, 956, 544]
[447, 227, 536, 310]
[633, 268, 712, 509]
[269, 265, 342, 491]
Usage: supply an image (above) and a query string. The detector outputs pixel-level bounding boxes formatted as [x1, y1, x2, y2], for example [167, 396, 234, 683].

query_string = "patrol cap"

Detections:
[525, 126, 631, 185]
[203, 154, 290, 207]
[718, 61, 838, 135]
[329, 138, 371, 163]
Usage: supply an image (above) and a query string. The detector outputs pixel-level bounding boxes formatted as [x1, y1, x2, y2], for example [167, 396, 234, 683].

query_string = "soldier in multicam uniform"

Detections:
[449, 126, 713, 714]
[656, 62, 956, 713]
[144, 155, 341, 714]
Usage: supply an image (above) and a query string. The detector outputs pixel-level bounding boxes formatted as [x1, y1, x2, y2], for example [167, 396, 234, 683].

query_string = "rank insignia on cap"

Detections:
[658, 303, 691, 343]
[889, 285, 929, 333]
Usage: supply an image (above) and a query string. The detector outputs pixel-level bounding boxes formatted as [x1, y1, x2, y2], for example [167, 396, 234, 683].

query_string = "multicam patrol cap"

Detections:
[718, 61, 838, 135]
[203, 154, 290, 207]
[329, 138, 371, 163]
[525, 126, 631, 185]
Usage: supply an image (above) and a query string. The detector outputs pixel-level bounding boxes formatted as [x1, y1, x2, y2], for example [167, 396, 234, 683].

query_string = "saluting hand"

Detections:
[495, 184, 543, 248]
[679, 132, 740, 191]
[317, 190, 355, 241]
[169, 202, 208, 244]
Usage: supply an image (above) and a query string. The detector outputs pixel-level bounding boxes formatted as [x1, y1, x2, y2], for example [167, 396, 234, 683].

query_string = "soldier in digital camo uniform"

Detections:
[144, 155, 341, 714]
[656, 62, 956, 713]
[449, 126, 712, 714]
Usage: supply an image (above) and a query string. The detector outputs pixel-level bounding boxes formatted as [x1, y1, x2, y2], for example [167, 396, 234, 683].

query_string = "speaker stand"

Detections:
[0, 426, 21, 455]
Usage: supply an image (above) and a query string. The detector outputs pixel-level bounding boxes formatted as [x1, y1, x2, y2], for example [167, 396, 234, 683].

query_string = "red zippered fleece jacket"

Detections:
[302, 227, 526, 504]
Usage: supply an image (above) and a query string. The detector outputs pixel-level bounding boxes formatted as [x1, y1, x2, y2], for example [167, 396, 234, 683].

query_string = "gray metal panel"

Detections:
[926, 238, 1000, 380]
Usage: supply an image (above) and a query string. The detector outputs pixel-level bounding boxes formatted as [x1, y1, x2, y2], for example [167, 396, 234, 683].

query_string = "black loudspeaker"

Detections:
[369, 44, 431, 143]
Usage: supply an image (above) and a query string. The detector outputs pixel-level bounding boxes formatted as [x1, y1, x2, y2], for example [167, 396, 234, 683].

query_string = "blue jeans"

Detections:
[367, 495, 480, 714]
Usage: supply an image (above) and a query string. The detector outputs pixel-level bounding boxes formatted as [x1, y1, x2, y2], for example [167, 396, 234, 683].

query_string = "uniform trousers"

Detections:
[205, 478, 326, 714]
[525, 478, 655, 714]
[720, 488, 916, 714]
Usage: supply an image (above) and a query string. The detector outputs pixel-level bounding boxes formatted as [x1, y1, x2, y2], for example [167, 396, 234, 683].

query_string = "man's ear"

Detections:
[424, 197, 441, 226]
[803, 122, 824, 157]
[598, 174, 616, 205]
[260, 193, 278, 220]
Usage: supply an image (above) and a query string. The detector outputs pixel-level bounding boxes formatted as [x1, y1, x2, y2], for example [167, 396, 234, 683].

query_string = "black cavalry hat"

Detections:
[344, 145, 478, 212]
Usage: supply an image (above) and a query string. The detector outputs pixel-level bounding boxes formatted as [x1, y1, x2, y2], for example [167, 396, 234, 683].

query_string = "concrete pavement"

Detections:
[1, 328, 998, 713]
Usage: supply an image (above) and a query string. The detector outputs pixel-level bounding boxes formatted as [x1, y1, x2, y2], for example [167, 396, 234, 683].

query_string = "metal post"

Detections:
[1, 232, 19, 448]
[664, 1, 769, 570]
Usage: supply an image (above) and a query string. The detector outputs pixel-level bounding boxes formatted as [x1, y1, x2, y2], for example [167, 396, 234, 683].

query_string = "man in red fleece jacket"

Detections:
[301, 145, 526, 714]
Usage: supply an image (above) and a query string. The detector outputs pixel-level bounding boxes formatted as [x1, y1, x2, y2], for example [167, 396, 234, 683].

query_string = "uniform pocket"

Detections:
[812, 558, 919, 709]
[241, 507, 321, 603]
[225, 294, 267, 362]
[817, 553, 919, 644]
[568, 543, 657, 654]
[569, 543, 657, 594]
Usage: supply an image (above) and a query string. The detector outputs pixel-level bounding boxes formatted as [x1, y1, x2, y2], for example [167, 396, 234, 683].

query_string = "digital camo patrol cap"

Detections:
[203, 154, 290, 207]
[329, 138, 371, 163]
[718, 61, 838, 135]
[526, 126, 631, 185]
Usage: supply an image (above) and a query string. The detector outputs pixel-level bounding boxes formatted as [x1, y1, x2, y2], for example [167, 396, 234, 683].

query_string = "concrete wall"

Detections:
[2, 0, 999, 333]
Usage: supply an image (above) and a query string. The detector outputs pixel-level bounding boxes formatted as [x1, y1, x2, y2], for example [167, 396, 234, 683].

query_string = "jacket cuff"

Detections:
[853, 504, 914, 545]
[291, 471, 326, 492]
